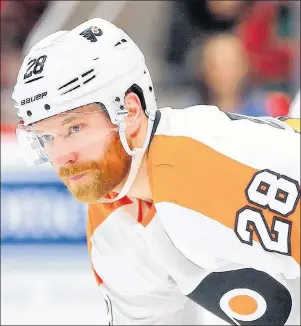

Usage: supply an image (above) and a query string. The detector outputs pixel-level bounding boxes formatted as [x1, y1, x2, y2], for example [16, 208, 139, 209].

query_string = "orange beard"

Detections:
[58, 132, 132, 203]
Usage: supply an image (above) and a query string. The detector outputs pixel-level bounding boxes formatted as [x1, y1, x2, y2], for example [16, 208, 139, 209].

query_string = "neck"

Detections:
[113, 150, 152, 202]
[114, 113, 154, 202]
[127, 153, 152, 202]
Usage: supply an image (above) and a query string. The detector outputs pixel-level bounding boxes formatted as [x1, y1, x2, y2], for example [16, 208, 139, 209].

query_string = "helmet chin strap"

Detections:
[97, 108, 157, 204]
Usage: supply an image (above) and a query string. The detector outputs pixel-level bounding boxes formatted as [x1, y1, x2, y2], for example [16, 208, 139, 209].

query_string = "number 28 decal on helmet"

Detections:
[23, 55, 47, 83]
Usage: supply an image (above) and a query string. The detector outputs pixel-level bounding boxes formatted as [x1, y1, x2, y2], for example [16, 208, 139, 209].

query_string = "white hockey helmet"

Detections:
[12, 18, 158, 203]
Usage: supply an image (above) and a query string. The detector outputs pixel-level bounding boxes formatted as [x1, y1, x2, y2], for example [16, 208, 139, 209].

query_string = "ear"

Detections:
[124, 92, 144, 137]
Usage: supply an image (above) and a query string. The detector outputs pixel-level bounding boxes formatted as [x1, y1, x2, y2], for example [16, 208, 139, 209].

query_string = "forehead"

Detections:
[33, 103, 106, 130]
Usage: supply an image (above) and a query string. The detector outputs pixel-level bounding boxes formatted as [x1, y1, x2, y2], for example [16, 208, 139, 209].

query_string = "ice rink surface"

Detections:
[1, 244, 107, 325]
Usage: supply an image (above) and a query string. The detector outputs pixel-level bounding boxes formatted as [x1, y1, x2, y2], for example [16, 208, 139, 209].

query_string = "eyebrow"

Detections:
[33, 115, 83, 135]
[60, 115, 83, 126]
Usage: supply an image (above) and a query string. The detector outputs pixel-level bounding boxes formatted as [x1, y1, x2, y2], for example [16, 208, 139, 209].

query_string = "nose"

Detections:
[55, 151, 78, 166]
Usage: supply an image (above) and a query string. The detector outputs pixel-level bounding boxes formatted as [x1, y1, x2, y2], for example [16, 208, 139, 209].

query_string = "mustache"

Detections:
[59, 161, 101, 178]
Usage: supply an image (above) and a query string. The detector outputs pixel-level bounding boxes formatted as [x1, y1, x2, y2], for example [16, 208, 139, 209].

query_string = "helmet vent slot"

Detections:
[62, 85, 81, 95]
[81, 69, 94, 78]
[58, 69, 96, 95]
[83, 75, 96, 84]
[114, 39, 127, 47]
[58, 77, 79, 90]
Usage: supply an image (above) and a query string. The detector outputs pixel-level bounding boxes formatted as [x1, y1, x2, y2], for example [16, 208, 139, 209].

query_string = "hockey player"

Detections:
[12, 19, 300, 325]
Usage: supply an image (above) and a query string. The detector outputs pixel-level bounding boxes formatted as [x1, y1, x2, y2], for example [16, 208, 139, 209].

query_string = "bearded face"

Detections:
[59, 131, 132, 203]
[32, 104, 132, 203]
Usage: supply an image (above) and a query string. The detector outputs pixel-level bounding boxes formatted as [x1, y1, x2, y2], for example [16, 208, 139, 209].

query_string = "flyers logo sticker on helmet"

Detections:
[80, 26, 103, 43]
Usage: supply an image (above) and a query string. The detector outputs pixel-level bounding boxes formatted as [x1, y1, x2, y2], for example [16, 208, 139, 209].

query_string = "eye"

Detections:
[40, 134, 54, 143]
[70, 124, 83, 133]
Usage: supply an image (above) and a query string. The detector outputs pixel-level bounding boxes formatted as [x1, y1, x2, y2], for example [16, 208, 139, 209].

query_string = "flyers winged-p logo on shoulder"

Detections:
[80, 26, 103, 43]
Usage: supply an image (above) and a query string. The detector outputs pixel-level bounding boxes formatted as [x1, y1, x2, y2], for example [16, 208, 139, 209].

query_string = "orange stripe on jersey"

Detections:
[137, 199, 157, 226]
[148, 135, 300, 265]
[141, 204, 157, 227]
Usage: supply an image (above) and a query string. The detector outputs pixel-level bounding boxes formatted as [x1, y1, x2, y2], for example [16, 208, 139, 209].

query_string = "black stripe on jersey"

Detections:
[224, 112, 285, 129]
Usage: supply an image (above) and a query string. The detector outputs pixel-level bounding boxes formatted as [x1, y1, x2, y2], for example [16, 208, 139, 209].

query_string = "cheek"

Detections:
[77, 136, 110, 160]
[77, 144, 101, 160]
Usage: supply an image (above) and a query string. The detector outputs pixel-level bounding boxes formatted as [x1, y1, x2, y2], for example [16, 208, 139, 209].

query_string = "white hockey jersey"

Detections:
[87, 106, 300, 325]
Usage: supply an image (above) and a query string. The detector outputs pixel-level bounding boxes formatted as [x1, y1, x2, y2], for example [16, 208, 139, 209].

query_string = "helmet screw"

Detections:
[115, 97, 120, 102]
[149, 86, 153, 92]
[44, 104, 50, 110]
[27, 110, 32, 116]
[120, 105, 124, 110]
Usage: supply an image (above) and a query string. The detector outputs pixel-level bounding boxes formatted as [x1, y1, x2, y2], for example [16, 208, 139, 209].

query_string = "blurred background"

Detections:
[1, 1, 300, 325]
